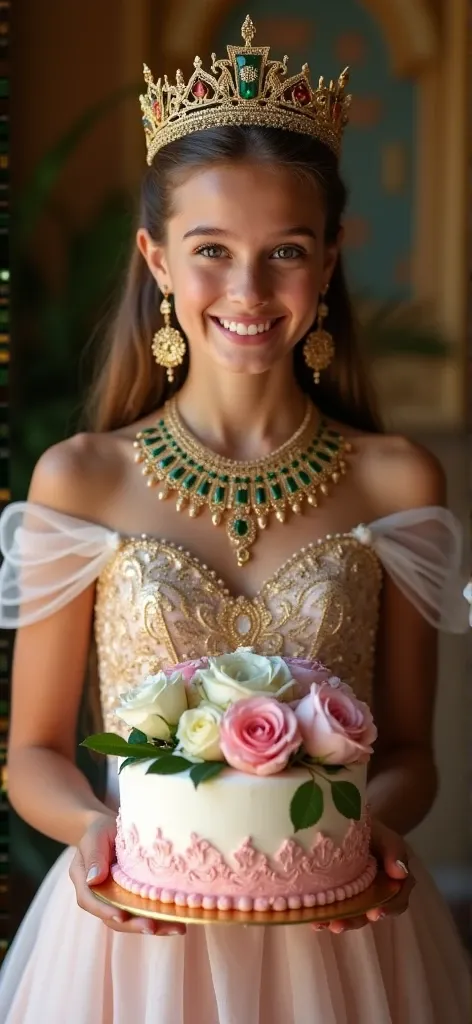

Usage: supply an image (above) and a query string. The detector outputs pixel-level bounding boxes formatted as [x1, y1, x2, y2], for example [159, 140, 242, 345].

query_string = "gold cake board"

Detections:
[92, 870, 414, 927]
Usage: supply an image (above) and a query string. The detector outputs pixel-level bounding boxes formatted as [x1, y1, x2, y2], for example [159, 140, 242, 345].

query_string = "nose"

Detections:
[226, 260, 271, 310]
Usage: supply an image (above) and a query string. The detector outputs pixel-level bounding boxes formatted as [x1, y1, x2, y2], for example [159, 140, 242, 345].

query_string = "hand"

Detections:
[69, 812, 186, 937]
[312, 818, 412, 935]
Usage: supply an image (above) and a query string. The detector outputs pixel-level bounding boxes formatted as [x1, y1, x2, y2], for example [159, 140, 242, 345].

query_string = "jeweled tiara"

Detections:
[140, 15, 351, 164]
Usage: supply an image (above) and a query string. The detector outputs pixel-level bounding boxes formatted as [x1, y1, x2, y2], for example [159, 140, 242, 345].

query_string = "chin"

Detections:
[209, 340, 290, 376]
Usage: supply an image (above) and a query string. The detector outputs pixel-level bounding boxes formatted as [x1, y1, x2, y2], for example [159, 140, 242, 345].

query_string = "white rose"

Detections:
[115, 672, 188, 740]
[195, 650, 295, 709]
[176, 704, 224, 761]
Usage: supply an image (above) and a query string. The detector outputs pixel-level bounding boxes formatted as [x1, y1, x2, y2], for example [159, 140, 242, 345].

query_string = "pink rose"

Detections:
[165, 657, 209, 684]
[220, 696, 302, 777]
[284, 657, 333, 699]
[295, 682, 377, 765]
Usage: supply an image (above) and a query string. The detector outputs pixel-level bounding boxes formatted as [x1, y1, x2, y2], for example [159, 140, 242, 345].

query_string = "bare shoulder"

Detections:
[28, 429, 132, 521]
[352, 431, 446, 518]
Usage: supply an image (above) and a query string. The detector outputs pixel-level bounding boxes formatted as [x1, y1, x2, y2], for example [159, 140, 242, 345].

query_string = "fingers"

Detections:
[69, 848, 186, 936]
[370, 820, 409, 881]
[80, 816, 116, 887]
[312, 911, 387, 934]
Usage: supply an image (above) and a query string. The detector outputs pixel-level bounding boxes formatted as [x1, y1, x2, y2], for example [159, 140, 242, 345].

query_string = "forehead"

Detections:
[169, 162, 325, 233]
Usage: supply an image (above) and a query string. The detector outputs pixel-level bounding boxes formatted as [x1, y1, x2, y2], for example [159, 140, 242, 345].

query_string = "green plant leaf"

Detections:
[145, 755, 193, 775]
[290, 780, 324, 833]
[331, 781, 361, 820]
[189, 761, 226, 789]
[118, 757, 140, 774]
[80, 733, 161, 759]
[128, 729, 149, 745]
[320, 764, 345, 775]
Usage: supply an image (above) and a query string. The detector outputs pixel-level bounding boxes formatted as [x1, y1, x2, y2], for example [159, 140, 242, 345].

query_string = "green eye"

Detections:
[195, 245, 228, 258]
[273, 246, 305, 259]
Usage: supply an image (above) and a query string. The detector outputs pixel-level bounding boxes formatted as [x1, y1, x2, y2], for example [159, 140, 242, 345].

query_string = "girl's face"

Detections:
[138, 161, 340, 377]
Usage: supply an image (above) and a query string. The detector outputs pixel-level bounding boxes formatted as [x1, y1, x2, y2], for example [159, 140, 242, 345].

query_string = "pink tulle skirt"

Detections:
[0, 847, 469, 1024]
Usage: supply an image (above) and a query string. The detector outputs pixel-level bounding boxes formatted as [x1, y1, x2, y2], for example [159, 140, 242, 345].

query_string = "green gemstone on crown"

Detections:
[255, 487, 266, 505]
[316, 451, 331, 463]
[151, 444, 167, 457]
[270, 483, 283, 501]
[197, 479, 211, 497]
[183, 473, 197, 490]
[325, 440, 339, 451]
[308, 459, 322, 473]
[236, 488, 249, 504]
[159, 455, 175, 469]
[298, 470, 311, 486]
[236, 54, 262, 99]
[144, 435, 160, 446]
[213, 486, 225, 503]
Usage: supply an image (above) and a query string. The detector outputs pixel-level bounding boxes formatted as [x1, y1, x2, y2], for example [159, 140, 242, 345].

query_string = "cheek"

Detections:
[173, 263, 224, 312]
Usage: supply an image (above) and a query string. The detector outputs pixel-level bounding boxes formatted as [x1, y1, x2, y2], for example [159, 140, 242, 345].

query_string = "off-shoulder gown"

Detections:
[0, 501, 469, 1023]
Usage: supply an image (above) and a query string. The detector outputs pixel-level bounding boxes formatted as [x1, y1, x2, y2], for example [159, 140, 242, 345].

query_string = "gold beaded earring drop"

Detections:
[151, 288, 186, 383]
[303, 286, 335, 384]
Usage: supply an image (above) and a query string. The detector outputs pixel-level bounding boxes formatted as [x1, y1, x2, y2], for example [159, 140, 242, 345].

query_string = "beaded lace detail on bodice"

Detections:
[95, 536, 382, 733]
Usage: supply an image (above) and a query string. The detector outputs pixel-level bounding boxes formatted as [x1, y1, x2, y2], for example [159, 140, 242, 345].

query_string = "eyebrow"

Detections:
[182, 225, 317, 240]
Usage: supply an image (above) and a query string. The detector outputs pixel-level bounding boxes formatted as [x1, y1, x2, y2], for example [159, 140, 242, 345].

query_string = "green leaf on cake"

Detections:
[331, 781, 361, 820]
[80, 733, 160, 759]
[145, 755, 193, 775]
[128, 729, 149, 745]
[189, 761, 226, 789]
[118, 756, 141, 774]
[320, 764, 345, 775]
[290, 780, 324, 832]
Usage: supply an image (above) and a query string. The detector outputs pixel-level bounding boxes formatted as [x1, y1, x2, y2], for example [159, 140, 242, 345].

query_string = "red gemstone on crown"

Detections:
[192, 80, 208, 99]
[292, 83, 311, 106]
[153, 101, 161, 120]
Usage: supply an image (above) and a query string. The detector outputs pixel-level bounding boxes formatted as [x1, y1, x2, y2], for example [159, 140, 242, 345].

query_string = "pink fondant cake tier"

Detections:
[114, 761, 376, 912]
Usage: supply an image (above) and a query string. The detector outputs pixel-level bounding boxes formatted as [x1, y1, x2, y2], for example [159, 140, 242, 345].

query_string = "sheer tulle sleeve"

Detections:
[0, 501, 120, 628]
[352, 506, 469, 633]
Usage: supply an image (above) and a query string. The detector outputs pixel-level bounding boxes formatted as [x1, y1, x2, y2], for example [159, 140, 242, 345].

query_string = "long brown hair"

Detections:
[85, 126, 382, 433]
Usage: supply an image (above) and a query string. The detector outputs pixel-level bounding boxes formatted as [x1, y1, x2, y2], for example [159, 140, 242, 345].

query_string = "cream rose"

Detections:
[195, 650, 295, 709]
[177, 704, 224, 761]
[115, 672, 188, 741]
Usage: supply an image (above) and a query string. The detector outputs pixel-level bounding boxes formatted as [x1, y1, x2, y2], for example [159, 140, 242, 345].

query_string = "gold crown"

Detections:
[140, 15, 351, 165]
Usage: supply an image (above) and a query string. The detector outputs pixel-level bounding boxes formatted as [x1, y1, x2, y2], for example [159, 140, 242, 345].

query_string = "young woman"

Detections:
[0, 19, 469, 1024]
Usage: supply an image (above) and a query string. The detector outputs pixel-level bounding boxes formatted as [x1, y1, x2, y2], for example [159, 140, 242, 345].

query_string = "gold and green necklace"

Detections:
[134, 399, 352, 566]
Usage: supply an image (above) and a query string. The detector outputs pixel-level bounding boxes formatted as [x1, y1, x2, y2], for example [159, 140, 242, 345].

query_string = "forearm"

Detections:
[367, 744, 438, 836]
[8, 746, 113, 846]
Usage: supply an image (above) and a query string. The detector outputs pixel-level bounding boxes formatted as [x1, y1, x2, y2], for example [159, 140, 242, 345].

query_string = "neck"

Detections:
[175, 362, 310, 460]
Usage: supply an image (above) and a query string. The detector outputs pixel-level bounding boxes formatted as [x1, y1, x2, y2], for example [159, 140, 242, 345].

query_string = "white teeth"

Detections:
[219, 318, 274, 336]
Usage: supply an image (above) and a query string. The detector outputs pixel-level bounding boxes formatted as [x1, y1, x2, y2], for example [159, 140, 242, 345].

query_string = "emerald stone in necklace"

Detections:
[134, 398, 352, 566]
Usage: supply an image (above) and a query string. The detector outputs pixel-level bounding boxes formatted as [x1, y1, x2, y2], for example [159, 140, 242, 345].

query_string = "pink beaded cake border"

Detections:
[111, 856, 377, 912]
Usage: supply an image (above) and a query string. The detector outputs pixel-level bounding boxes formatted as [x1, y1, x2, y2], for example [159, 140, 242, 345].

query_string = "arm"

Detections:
[367, 440, 447, 835]
[7, 442, 113, 846]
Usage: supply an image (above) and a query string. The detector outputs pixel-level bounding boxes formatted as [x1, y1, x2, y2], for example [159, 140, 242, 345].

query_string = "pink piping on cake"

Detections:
[113, 813, 376, 909]
[111, 857, 377, 911]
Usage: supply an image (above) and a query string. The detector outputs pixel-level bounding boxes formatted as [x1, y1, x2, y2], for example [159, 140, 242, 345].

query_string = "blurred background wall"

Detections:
[8, 0, 471, 943]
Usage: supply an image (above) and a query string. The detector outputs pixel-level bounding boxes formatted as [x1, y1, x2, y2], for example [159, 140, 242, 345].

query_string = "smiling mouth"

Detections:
[211, 316, 281, 338]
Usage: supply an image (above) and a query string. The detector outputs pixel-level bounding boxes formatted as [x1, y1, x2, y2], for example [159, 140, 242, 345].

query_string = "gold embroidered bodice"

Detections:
[95, 535, 382, 732]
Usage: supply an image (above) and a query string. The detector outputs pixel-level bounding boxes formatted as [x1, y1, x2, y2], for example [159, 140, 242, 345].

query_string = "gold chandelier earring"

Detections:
[303, 287, 335, 384]
[151, 289, 186, 383]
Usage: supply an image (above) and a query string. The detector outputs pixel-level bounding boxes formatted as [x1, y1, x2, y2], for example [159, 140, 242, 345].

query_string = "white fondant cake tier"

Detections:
[114, 761, 376, 912]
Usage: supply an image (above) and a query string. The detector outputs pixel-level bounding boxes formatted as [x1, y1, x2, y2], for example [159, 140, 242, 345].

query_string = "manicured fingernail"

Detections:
[396, 860, 409, 875]
[167, 928, 183, 935]
[86, 866, 101, 883]
[112, 915, 123, 923]
[377, 911, 387, 920]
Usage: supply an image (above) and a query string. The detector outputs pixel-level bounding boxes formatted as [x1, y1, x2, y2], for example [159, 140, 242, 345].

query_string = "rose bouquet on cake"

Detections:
[82, 649, 377, 831]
